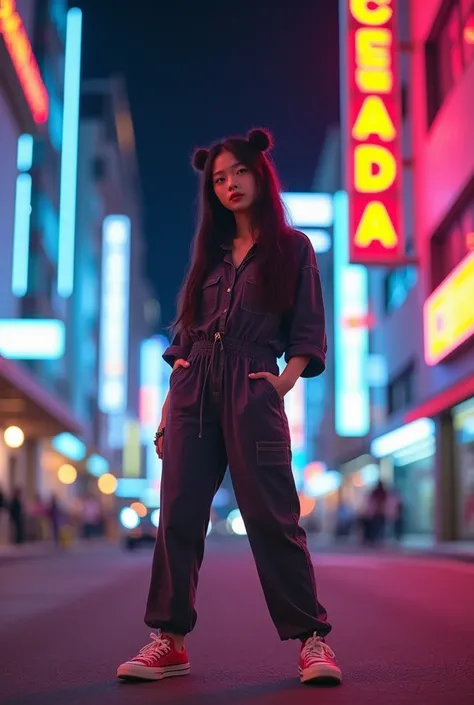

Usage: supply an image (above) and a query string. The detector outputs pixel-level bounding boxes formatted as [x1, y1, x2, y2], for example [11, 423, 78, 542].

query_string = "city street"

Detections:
[1, 539, 473, 705]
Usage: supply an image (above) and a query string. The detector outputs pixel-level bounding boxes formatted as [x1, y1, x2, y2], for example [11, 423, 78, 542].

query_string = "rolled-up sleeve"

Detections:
[163, 328, 193, 368]
[285, 251, 327, 378]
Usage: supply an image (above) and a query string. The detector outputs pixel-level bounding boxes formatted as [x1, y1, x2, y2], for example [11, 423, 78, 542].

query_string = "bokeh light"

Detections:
[3, 426, 25, 449]
[98, 473, 117, 495]
[226, 509, 247, 535]
[120, 507, 139, 529]
[58, 463, 77, 485]
[131, 501, 147, 518]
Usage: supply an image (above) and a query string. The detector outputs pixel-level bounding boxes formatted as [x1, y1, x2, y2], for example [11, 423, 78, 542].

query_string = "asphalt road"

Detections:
[1, 539, 473, 705]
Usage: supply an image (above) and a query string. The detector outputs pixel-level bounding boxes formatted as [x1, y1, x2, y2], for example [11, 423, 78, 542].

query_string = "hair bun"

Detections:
[192, 148, 209, 171]
[247, 128, 273, 152]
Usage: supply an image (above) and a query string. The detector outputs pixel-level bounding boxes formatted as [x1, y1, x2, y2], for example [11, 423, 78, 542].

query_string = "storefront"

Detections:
[370, 418, 436, 536]
[0, 354, 85, 493]
[338, 454, 380, 515]
[453, 397, 474, 540]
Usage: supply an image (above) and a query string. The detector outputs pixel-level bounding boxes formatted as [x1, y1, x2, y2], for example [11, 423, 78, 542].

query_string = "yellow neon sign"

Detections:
[352, 95, 396, 141]
[350, 0, 393, 26]
[424, 252, 474, 365]
[347, 0, 403, 264]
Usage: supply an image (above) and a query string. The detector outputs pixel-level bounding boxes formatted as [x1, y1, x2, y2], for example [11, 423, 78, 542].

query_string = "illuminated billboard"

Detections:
[282, 192, 333, 254]
[344, 0, 404, 265]
[98, 215, 131, 414]
[0, 0, 49, 123]
[0, 319, 65, 359]
[333, 191, 370, 437]
[424, 251, 474, 366]
[140, 336, 171, 488]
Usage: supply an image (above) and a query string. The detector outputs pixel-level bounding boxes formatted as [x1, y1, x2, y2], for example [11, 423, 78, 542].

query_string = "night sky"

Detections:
[72, 0, 340, 327]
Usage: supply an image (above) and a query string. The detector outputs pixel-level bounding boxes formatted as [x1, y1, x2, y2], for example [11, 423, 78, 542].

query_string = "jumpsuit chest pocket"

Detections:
[200, 274, 222, 317]
[241, 278, 265, 315]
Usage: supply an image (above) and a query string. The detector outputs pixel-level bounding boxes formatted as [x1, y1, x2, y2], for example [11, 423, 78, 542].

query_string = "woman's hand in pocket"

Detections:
[248, 371, 293, 399]
[173, 358, 190, 372]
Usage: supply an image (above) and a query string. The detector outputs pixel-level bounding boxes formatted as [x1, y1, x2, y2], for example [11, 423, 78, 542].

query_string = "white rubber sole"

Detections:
[299, 662, 342, 685]
[117, 661, 191, 681]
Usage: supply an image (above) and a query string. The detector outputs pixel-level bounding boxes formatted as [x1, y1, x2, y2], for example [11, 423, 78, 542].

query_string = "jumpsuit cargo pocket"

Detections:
[241, 278, 264, 315]
[200, 274, 221, 317]
[257, 441, 290, 466]
[170, 365, 185, 385]
[262, 377, 283, 405]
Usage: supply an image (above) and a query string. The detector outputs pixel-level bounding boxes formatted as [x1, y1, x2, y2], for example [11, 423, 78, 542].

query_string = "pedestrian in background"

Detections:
[117, 129, 342, 686]
[9, 488, 25, 545]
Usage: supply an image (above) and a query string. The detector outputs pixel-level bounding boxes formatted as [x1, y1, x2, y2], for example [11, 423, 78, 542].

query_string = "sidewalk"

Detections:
[401, 535, 474, 562]
[0, 537, 116, 561]
[307, 532, 474, 563]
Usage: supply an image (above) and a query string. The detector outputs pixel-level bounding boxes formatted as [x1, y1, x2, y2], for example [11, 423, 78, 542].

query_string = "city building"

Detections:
[0, 3, 155, 543]
[79, 77, 156, 508]
[0, 1, 88, 520]
[332, 0, 474, 542]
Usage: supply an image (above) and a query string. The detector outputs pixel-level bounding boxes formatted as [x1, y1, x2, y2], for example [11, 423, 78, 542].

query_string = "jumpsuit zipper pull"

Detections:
[214, 332, 224, 350]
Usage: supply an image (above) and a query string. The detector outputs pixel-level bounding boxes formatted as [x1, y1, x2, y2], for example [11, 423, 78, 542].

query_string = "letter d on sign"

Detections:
[354, 144, 396, 194]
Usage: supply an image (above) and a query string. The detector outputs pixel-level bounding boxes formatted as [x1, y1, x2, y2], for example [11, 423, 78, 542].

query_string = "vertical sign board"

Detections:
[98, 215, 131, 414]
[333, 191, 370, 437]
[139, 335, 170, 488]
[346, 0, 404, 264]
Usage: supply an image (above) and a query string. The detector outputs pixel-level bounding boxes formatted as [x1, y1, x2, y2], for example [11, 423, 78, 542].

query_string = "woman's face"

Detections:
[212, 150, 257, 213]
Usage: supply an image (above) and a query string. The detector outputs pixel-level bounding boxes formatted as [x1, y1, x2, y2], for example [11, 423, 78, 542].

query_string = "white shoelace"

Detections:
[133, 633, 171, 666]
[302, 634, 336, 665]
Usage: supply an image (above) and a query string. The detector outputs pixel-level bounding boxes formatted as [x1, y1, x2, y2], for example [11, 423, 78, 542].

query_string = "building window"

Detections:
[383, 266, 418, 314]
[426, 0, 474, 125]
[431, 191, 474, 289]
[387, 363, 416, 416]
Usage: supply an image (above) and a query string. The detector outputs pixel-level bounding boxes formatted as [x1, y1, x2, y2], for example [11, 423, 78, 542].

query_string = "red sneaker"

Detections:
[299, 633, 342, 685]
[117, 632, 190, 681]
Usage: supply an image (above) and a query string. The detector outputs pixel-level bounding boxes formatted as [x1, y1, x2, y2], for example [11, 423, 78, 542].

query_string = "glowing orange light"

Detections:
[0, 0, 49, 123]
[464, 23, 474, 45]
[346, 0, 403, 264]
[299, 494, 316, 518]
[424, 252, 474, 366]
[131, 502, 147, 518]
[466, 231, 474, 251]
[342, 312, 376, 329]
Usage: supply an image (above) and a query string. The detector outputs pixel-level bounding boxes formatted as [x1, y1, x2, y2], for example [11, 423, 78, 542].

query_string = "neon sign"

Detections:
[333, 191, 370, 437]
[98, 215, 131, 414]
[346, 0, 404, 264]
[0, 319, 65, 359]
[57, 8, 83, 298]
[424, 252, 474, 366]
[282, 192, 333, 254]
[0, 0, 49, 123]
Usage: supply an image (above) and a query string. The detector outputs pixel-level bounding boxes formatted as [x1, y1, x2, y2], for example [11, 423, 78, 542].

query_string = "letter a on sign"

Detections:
[354, 201, 398, 249]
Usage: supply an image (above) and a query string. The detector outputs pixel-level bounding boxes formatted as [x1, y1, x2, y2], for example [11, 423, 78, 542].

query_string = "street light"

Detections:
[58, 463, 77, 485]
[98, 473, 117, 495]
[3, 425, 25, 449]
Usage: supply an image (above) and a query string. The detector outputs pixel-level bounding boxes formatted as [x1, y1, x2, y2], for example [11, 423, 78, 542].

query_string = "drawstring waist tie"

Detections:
[192, 334, 276, 438]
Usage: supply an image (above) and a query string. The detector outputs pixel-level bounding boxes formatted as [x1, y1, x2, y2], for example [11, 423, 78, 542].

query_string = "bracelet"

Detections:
[154, 428, 165, 443]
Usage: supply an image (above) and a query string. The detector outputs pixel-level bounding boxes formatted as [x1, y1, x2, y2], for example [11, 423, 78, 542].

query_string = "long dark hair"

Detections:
[176, 128, 298, 330]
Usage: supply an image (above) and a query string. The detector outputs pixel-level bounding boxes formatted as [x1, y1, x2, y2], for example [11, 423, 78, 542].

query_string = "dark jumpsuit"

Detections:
[145, 229, 331, 640]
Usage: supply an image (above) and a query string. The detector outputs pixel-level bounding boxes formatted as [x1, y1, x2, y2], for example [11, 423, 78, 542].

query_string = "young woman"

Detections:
[117, 128, 342, 686]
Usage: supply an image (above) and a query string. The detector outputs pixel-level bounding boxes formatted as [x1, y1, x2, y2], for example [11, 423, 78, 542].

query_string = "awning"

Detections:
[405, 373, 474, 424]
[0, 356, 86, 438]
